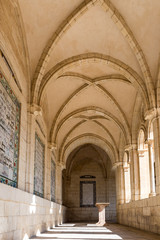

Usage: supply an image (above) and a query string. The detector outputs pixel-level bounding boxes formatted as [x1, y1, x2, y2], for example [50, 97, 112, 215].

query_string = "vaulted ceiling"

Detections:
[1, 0, 160, 165]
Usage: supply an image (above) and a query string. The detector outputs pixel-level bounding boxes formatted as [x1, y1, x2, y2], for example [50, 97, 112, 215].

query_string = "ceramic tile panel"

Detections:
[0, 71, 20, 188]
[34, 133, 44, 198]
[51, 158, 56, 201]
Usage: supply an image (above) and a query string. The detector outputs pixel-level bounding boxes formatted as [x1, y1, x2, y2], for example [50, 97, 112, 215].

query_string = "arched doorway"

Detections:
[62, 144, 116, 222]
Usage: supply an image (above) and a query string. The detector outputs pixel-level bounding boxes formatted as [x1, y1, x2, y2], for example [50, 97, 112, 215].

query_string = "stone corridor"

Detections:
[30, 223, 160, 240]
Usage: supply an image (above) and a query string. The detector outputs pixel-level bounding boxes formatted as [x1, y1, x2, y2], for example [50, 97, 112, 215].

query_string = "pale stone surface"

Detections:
[95, 203, 110, 226]
[0, 0, 160, 238]
[0, 183, 66, 240]
[29, 223, 160, 240]
[118, 195, 160, 235]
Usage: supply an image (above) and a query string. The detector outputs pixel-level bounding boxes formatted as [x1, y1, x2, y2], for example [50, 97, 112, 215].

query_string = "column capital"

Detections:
[145, 138, 153, 147]
[123, 162, 129, 172]
[27, 103, 42, 116]
[144, 108, 160, 121]
[112, 161, 123, 170]
[138, 148, 147, 157]
[48, 142, 57, 151]
[125, 144, 137, 151]
[57, 162, 65, 169]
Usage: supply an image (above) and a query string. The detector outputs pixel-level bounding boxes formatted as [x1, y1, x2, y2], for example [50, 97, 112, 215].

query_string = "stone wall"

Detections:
[117, 195, 160, 234]
[64, 157, 116, 222]
[0, 183, 67, 240]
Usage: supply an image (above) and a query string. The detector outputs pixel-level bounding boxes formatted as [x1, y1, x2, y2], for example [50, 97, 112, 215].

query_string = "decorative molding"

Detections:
[112, 162, 123, 170]
[48, 142, 57, 151]
[28, 104, 42, 117]
[125, 144, 137, 151]
[144, 108, 157, 121]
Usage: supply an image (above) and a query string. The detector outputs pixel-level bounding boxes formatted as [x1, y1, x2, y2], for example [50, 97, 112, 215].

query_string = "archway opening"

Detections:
[62, 144, 116, 223]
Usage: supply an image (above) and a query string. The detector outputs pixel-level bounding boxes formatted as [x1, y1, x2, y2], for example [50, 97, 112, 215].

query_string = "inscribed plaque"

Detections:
[80, 181, 96, 207]
[34, 133, 44, 197]
[0, 71, 20, 187]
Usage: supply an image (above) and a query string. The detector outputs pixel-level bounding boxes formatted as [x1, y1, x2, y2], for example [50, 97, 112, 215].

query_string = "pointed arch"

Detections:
[31, 0, 155, 108]
[61, 133, 118, 167]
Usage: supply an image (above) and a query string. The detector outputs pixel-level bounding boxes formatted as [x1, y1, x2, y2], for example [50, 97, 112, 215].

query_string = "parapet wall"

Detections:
[117, 195, 160, 235]
[0, 183, 67, 240]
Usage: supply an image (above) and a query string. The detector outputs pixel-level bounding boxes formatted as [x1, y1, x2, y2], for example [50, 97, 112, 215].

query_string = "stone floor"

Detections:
[30, 223, 160, 240]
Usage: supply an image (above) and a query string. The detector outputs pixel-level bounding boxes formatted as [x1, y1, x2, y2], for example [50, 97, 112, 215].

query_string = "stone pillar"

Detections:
[127, 145, 140, 201]
[152, 117, 160, 194]
[56, 163, 63, 204]
[123, 161, 129, 203]
[115, 162, 125, 205]
[25, 105, 40, 193]
[43, 143, 53, 201]
[145, 108, 160, 195]
[147, 139, 156, 197]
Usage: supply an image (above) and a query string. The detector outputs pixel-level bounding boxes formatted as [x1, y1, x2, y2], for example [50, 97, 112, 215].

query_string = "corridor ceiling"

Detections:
[2, 0, 160, 164]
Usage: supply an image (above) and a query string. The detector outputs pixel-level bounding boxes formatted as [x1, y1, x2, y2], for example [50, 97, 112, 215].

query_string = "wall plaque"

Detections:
[80, 181, 96, 207]
[34, 133, 44, 198]
[51, 158, 56, 201]
[0, 71, 20, 187]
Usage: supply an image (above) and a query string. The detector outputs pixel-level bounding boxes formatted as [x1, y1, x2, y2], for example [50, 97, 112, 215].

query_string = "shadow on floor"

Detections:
[30, 222, 160, 240]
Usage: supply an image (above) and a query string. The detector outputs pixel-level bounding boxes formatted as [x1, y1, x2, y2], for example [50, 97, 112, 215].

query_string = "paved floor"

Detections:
[30, 223, 160, 240]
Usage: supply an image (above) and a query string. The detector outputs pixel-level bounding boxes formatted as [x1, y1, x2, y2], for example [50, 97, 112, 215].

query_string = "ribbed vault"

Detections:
[16, 0, 160, 166]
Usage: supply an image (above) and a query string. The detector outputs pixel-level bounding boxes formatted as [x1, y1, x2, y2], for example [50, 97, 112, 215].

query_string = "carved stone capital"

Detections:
[28, 104, 42, 116]
[123, 162, 129, 172]
[112, 161, 123, 170]
[145, 138, 153, 147]
[144, 108, 160, 121]
[138, 149, 147, 157]
[48, 142, 57, 150]
[125, 144, 137, 151]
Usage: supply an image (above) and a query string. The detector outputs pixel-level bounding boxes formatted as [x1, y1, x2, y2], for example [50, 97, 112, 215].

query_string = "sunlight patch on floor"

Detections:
[32, 233, 122, 239]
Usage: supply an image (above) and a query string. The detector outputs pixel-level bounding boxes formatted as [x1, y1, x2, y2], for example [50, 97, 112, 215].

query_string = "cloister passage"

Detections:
[0, 0, 160, 240]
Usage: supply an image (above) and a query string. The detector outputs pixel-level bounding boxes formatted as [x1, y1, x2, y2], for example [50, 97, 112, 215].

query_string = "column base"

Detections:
[149, 192, 156, 197]
[96, 221, 106, 226]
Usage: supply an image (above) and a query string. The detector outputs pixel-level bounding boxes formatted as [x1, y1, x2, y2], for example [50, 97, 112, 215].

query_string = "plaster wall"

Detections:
[118, 195, 160, 235]
[0, 183, 67, 240]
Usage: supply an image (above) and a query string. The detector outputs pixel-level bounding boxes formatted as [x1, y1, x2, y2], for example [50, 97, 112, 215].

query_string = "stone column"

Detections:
[147, 139, 156, 197]
[25, 104, 41, 193]
[123, 161, 129, 203]
[43, 143, 53, 201]
[56, 163, 63, 204]
[145, 108, 160, 195]
[115, 162, 125, 205]
[127, 144, 140, 201]
[152, 117, 160, 194]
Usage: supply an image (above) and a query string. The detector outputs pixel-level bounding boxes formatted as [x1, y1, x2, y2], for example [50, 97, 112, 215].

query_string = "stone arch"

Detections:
[37, 54, 149, 109]
[31, 0, 155, 108]
[65, 144, 108, 179]
[138, 128, 146, 150]
[131, 93, 143, 143]
[48, 72, 131, 143]
[60, 133, 118, 167]
[51, 106, 130, 145]
[58, 119, 118, 161]
[0, 1, 30, 100]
